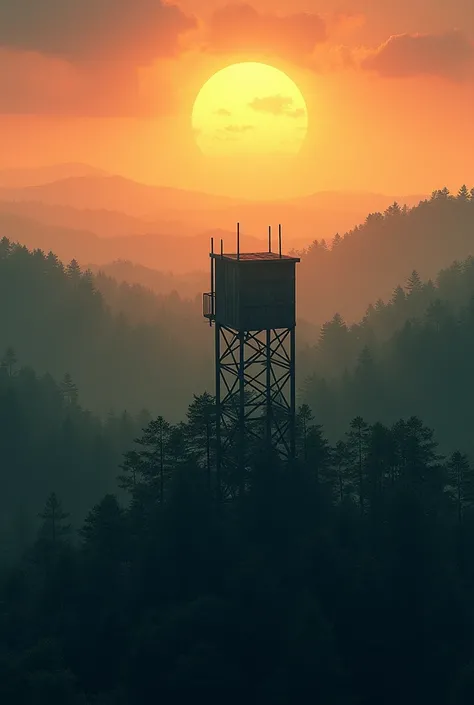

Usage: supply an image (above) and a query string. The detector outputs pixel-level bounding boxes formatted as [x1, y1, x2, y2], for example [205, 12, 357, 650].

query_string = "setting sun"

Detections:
[191, 62, 308, 158]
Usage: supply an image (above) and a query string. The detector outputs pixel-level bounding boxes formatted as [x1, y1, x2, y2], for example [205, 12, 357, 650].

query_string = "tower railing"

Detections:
[202, 292, 215, 321]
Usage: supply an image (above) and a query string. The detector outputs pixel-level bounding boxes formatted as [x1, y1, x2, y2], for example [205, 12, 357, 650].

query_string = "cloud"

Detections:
[225, 124, 254, 132]
[0, 0, 196, 65]
[248, 95, 306, 118]
[206, 3, 326, 61]
[0, 49, 176, 116]
[329, 12, 366, 38]
[215, 108, 232, 116]
[361, 29, 474, 79]
[287, 107, 306, 118]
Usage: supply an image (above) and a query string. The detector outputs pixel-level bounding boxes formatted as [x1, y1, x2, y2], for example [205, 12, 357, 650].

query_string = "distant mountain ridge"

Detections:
[2, 187, 474, 325]
[0, 162, 425, 208]
[0, 175, 244, 215]
[0, 167, 428, 243]
[0, 211, 273, 274]
[0, 199, 191, 239]
[0, 163, 107, 188]
[285, 190, 427, 212]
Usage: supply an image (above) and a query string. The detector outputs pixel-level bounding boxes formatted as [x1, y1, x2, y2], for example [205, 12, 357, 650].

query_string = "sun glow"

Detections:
[192, 62, 308, 158]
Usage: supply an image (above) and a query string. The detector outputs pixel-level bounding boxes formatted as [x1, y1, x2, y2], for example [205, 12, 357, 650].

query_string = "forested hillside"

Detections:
[303, 254, 474, 455]
[91, 261, 208, 302]
[0, 360, 147, 559]
[3, 195, 474, 704]
[0, 238, 212, 418]
[297, 186, 474, 323]
[3, 187, 474, 326]
[1, 404, 474, 704]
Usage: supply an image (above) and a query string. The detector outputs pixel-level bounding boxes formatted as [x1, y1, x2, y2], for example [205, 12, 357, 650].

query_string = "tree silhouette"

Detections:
[346, 417, 370, 514]
[185, 392, 216, 492]
[1, 347, 18, 377]
[296, 403, 313, 462]
[38, 492, 71, 545]
[121, 416, 174, 506]
[3, 188, 474, 704]
[457, 184, 470, 201]
[406, 270, 423, 296]
[446, 451, 474, 526]
[60, 373, 79, 406]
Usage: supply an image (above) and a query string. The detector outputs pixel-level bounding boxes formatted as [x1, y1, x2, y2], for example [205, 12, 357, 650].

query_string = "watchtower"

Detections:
[203, 224, 300, 493]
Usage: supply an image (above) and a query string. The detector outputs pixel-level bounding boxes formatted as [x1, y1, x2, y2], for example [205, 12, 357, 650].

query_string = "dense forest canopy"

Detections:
[90, 260, 208, 300]
[4, 189, 474, 436]
[302, 254, 474, 457]
[0, 238, 212, 419]
[0, 357, 149, 559]
[2, 397, 474, 704]
[3, 185, 474, 329]
[3, 187, 474, 703]
[297, 186, 474, 324]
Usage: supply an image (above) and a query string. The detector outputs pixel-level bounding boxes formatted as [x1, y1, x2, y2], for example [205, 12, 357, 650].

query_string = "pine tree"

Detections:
[406, 270, 423, 296]
[1, 347, 18, 377]
[60, 373, 78, 406]
[185, 392, 216, 492]
[425, 299, 446, 333]
[446, 451, 474, 526]
[118, 449, 141, 494]
[392, 417, 443, 499]
[38, 492, 71, 545]
[391, 285, 406, 307]
[374, 298, 385, 313]
[346, 417, 370, 515]
[385, 202, 401, 217]
[457, 184, 470, 202]
[331, 440, 350, 502]
[439, 186, 452, 200]
[364, 422, 394, 517]
[80, 494, 126, 564]
[295, 404, 331, 483]
[296, 404, 314, 462]
[66, 259, 81, 282]
[120, 416, 174, 505]
[0, 236, 11, 259]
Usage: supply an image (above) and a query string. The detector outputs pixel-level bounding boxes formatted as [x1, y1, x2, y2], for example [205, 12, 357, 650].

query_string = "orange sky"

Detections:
[0, 0, 473, 200]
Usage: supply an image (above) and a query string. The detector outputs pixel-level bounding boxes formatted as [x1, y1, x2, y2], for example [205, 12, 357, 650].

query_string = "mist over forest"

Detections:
[2, 167, 474, 704]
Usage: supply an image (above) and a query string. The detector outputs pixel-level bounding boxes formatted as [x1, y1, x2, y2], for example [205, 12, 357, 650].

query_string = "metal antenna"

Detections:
[278, 224, 282, 258]
[237, 222, 240, 260]
[220, 239, 223, 257]
[210, 238, 214, 326]
[268, 225, 272, 253]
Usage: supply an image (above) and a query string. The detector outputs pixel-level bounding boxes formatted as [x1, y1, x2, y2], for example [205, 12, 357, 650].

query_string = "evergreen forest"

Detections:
[3, 188, 474, 703]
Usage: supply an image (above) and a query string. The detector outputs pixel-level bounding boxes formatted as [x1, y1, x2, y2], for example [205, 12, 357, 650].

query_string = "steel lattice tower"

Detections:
[203, 224, 299, 493]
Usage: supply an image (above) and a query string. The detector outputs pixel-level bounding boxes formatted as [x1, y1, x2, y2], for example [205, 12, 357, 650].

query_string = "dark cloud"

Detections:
[286, 107, 306, 118]
[207, 3, 326, 60]
[362, 29, 474, 79]
[0, 0, 196, 64]
[248, 95, 306, 118]
[225, 124, 254, 132]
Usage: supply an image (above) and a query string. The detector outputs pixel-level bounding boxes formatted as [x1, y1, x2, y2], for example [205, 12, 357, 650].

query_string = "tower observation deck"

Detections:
[203, 224, 300, 495]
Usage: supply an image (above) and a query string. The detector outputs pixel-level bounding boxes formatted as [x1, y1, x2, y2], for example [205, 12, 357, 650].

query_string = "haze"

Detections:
[1, 3, 474, 704]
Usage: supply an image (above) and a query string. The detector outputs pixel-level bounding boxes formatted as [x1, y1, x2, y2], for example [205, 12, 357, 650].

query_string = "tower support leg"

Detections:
[214, 325, 297, 494]
[215, 323, 222, 500]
